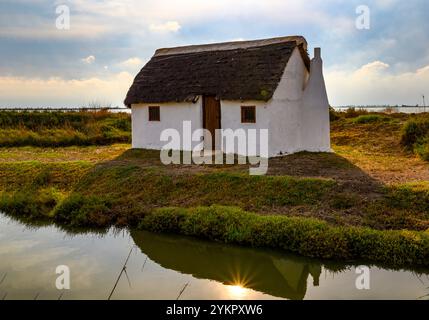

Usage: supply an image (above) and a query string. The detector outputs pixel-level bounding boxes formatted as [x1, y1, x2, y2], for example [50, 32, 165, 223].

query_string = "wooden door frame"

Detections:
[202, 95, 221, 150]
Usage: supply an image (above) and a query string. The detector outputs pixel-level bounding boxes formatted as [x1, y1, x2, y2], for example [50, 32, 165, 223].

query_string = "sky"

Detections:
[0, 0, 428, 107]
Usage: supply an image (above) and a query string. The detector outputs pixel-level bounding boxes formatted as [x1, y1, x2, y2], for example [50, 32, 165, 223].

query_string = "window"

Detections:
[241, 106, 256, 123]
[148, 106, 160, 121]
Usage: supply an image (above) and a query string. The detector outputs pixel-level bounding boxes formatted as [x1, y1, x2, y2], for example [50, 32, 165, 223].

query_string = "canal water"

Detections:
[0, 213, 428, 300]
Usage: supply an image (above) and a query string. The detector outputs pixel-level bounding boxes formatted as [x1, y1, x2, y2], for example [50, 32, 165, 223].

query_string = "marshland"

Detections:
[0, 108, 428, 299]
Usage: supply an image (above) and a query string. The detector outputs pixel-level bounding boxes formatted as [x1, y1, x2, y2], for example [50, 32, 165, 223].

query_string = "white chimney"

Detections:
[301, 46, 331, 152]
[314, 47, 321, 59]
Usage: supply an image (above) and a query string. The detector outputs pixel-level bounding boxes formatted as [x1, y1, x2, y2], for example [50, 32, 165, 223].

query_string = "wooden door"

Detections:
[203, 96, 221, 150]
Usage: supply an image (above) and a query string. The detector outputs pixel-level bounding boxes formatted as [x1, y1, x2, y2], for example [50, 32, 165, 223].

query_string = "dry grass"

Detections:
[1, 111, 428, 232]
[331, 115, 429, 184]
[0, 144, 130, 163]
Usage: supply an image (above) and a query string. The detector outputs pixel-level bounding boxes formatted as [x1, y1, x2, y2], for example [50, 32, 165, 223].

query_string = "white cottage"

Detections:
[125, 36, 331, 157]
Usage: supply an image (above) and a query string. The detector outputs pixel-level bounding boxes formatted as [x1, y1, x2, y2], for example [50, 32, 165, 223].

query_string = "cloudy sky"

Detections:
[0, 0, 428, 107]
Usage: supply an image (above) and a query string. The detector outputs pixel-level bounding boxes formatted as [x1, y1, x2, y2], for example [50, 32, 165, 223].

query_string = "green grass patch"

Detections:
[0, 110, 131, 147]
[54, 193, 113, 227]
[352, 114, 390, 124]
[138, 206, 429, 267]
[0, 161, 337, 227]
[73, 168, 336, 212]
[330, 193, 361, 210]
[0, 187, 64, 219]
[415, 137, 429, 161]
[401, 116, 429, 161]
[1, 159, 428, 231]
[385, 182, 429, 214]
[48, 169, 336, 227]
[0, 161, 93, 191]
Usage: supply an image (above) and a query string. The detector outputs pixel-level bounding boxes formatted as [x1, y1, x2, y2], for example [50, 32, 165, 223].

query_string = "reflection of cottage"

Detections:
[125, 36, 331, 157]
[131, 230, 322, 300]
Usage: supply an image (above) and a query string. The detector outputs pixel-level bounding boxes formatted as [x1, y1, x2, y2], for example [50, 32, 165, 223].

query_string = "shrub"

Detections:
[401, 117, 429, 161]
[352, 114, 389, 124]
[415, 139, 429, 161]
[343, 108, 368, 118]
[329, 107, 341, 122]
[0, 188, 63, 218]
[54, 193, 113, 227]
[401, 118, 429, 148]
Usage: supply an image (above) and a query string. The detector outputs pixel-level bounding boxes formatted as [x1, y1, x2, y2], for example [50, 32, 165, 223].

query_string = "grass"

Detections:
[0, 110, 130, 147]
[0, 144, 130, 163]
[139, 206, 429, 267]
[0, 156, 428, 232]
[0, 161, 92, 191]
[0, 187, 64, 219]
[3, 162, 335, 227]
[351, 114, 390, 124]
[331, 111, 429, 183]
[401, 115, 429, 161]
[0, 109, 428, 267]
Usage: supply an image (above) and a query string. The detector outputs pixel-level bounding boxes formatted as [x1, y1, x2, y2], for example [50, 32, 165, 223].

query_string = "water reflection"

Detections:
[1, 212, 428, 300]
[131, 230, 323, 300]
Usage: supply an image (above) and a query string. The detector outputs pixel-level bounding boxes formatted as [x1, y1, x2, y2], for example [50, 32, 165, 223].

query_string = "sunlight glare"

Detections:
[226, 284, 249, 299]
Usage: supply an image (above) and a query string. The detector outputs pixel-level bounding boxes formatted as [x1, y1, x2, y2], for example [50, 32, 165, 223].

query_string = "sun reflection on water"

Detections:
[225, 283, 251, 299]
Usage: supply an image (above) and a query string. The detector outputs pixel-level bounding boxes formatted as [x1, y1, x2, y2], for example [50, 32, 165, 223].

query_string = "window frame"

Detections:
[148, 106, 160, 122]
[241, 106, 256, 124]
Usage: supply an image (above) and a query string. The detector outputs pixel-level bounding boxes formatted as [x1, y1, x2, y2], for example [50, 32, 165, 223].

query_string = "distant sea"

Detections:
[334, 106, 427, 114]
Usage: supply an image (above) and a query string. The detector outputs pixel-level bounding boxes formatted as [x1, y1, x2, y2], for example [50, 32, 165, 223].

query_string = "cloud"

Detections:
[356, 61, 390, 74]
[81, 55, 96, 64]
[120, 57, 144, 68]
[0, 72, 134, 107]
[417, 65, 429, 74]
[149, 21, 181, 33]
[374, 0, 399, 9]
[325, 61, 429, 106]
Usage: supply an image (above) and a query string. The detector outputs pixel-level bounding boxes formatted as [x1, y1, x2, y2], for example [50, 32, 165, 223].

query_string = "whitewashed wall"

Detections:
[131, 100, 202, 151]
[220, 48, 310, 157]
[267, 47, 309, 156]
[220, 100, 268, 156]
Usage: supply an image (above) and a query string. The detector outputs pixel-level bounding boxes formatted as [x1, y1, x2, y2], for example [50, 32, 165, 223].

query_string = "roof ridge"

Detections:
[154, 35, 307, 57]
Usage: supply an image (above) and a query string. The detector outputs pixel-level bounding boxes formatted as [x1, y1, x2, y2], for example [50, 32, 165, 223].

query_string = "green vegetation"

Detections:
[401, 116, 429, 161]
[139, 206, 429, 267]
[0, 161, 92, 221]
[1, 155, 428, 231]
[335, 107, 369, 119]
[0, 110, 130, 147]
[0, 161, 92, 191]
[386, 182, 429, 213]
[329, 106, 340, 122]
[0, 109, 429, 267]
[352, 114, 389, 124]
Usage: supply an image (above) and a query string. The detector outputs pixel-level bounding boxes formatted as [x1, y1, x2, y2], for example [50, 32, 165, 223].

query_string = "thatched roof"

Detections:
[124, 36, 310, 106]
